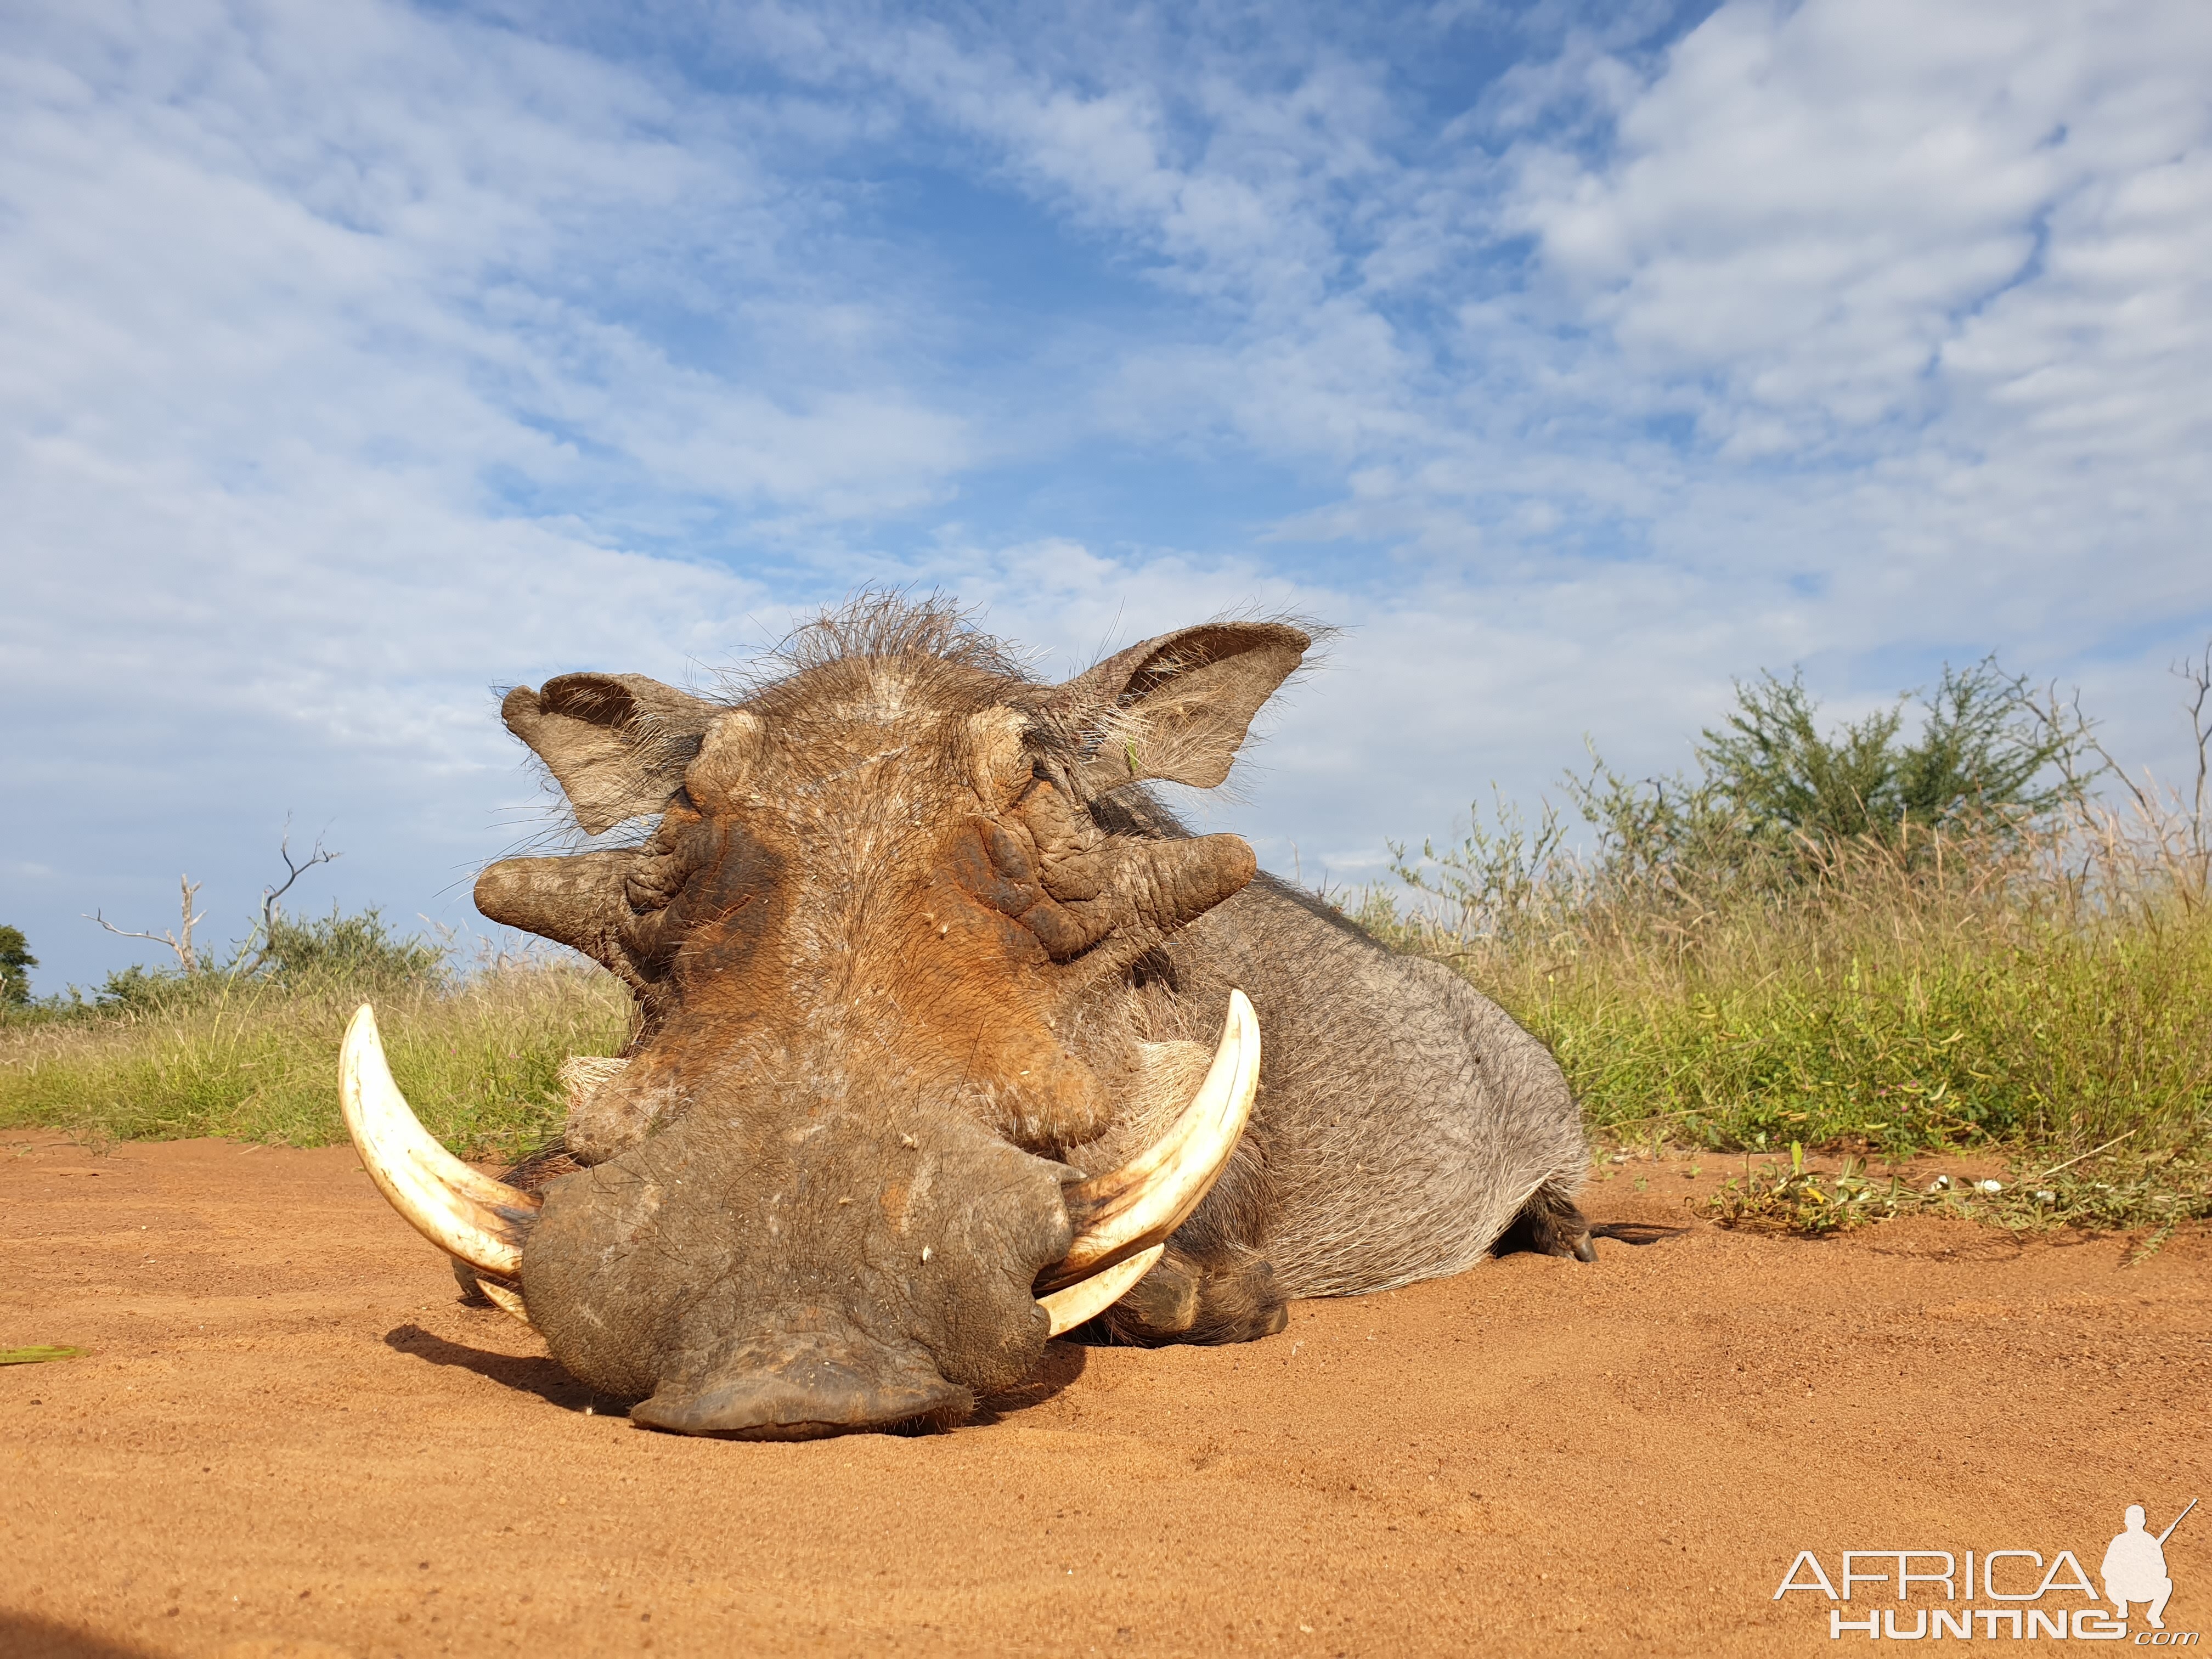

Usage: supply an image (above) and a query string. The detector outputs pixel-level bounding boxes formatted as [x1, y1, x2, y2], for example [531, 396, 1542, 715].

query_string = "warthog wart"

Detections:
[341, 596, 1592, 1438]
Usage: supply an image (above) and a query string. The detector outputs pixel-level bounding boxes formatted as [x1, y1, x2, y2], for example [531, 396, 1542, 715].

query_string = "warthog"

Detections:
[343, 597, 1590, 1438]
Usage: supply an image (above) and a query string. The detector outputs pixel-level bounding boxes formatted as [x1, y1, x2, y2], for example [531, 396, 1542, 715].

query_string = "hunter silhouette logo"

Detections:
[2107, 1500, 2194, 1630]
[1774, 1498, 2198, 1641]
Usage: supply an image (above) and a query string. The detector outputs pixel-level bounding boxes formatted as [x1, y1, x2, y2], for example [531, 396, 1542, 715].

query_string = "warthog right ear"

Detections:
[501, 673, 723, 834]
[1056, 622, 1312, 793]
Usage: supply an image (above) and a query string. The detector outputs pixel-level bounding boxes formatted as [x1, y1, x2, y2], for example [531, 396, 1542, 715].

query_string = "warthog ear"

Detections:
[501, 673, 723, 834]
[1057, 622, 1311, 792]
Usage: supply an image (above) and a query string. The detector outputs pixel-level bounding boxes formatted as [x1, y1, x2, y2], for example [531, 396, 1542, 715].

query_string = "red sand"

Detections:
[2, 1133, 2204, 1657]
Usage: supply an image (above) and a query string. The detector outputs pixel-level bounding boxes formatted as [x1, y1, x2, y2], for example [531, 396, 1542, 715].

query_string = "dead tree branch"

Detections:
[261, 823, 340, 933]
[2172, 639, 2212, 893]
[88, 874, 207, 973]
[2179, 640, 2211, 862]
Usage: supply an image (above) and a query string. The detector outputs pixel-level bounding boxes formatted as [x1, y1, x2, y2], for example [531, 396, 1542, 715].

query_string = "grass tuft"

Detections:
[0, 961, 628, 1155]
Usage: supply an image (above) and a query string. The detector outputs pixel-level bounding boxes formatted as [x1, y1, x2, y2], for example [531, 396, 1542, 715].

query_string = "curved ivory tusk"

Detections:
[339, 1004, 539, 1281]
[1037, 988, 1259, 1295]
[476, 1277, 531, 1323]
[1041, 1243, 1164, 1337]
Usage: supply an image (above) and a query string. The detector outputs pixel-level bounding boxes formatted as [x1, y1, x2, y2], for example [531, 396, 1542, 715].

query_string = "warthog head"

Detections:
[342, 600, 1306, 1437]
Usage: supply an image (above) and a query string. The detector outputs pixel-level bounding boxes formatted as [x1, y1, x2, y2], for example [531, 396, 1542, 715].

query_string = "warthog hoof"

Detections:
[1494, 1177, 1598, 1261]
[1098, 1246, 1289, 1346]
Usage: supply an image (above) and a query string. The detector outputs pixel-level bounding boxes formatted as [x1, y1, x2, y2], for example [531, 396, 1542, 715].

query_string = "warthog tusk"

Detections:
[340, 1004, 539, 1286]
[1040, 1243, 1165, 1336]
[1037, 988, 1259, 1296]
[475, 1277, 531, 1323]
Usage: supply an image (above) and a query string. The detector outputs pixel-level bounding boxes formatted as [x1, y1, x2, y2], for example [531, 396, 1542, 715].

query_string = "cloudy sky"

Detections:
[4, 0, 2209, 991]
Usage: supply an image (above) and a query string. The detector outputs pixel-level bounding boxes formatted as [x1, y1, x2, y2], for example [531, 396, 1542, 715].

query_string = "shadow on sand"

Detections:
[0, 1612, 162, 1659]
[382, 1323, 614, 1414]
[969, 1340, 1088, 1425]
[1588, 1220, 1688, 1248]
[382, 1320, 1092, 1430]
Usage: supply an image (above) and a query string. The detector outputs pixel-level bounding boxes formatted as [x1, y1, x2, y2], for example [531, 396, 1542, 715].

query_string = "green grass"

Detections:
[8, 814, 2209, 1245]
[1346, 802, 2212, 1246]
[1348, 805, 2212, 1167]
[9, 886, 2209, 1176]
[1488, 909, 2212, 1158]
[0, 963, 629, 1155]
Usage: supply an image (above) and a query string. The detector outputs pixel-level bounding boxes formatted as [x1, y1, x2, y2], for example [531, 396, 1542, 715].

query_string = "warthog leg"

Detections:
[1098, 1244, 1289, 1346]
[1492, 1176, 1597, 1262]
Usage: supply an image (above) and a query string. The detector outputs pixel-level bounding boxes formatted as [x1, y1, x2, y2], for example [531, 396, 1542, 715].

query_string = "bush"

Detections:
[252, 905, 445, 989]
[1509, 658, 2100, 907]
[0, 924, 35, 1006]
[1375, 654, 2212, 1163]
[1697, 659, 2087, 852]
[93, 963, 182, 1011]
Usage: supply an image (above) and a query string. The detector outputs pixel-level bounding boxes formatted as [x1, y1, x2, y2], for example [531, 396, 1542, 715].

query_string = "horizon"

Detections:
[5, 0, 2210, 991]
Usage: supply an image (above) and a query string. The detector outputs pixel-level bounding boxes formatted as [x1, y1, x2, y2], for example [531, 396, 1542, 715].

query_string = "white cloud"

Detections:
[1495, 0, 2212, 456]
[3, 0, 2208, 991]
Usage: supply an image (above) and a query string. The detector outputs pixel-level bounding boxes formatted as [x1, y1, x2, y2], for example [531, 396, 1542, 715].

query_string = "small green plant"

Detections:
[1945, 1140, 2212, 1257]
[1385, 787, 1581, 952]
[1698, 1144, 1908, 1235]
[1695, 1139, 2212, 1255]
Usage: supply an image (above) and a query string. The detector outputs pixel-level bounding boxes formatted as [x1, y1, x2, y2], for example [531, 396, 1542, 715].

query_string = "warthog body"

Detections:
[455, 598, 1588, 1436]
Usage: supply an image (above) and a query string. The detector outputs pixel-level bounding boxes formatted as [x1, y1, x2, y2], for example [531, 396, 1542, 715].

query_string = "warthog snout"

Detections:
[519, 1097, 1076, 1438]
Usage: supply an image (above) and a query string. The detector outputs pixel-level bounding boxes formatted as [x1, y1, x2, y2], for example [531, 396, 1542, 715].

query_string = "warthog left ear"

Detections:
[500, 673, 723, 834]
[1056, 622, 1312, 792]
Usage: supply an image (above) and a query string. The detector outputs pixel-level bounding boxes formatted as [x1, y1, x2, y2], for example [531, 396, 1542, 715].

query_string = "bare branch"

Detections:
[219, 822, 345, 980]
[261, 820, 340, 932]
[86, 874, 206, 973]
[88, 913, 174, 947]
[176, 873, 205, 973]
[2175, 639, 2211, 860]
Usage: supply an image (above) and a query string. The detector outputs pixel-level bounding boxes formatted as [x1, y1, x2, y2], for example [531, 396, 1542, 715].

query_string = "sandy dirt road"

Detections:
[2, 1133, 2205, 1658]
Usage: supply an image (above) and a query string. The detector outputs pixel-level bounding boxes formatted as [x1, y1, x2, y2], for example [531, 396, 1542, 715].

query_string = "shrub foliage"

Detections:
[0, 925, 33, 1006]
[1376, 654, 2212, 1163]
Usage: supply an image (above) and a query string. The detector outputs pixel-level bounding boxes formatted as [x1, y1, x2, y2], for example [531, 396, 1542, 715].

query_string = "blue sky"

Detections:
[4, 0, 2210, 991]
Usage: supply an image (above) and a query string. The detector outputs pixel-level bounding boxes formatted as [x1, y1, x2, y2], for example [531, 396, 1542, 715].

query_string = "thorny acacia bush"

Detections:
[1362, 649, 2212, 1235]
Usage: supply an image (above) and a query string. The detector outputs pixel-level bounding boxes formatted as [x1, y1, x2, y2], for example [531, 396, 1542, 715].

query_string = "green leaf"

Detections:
[0, 1345, 86, 1365]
